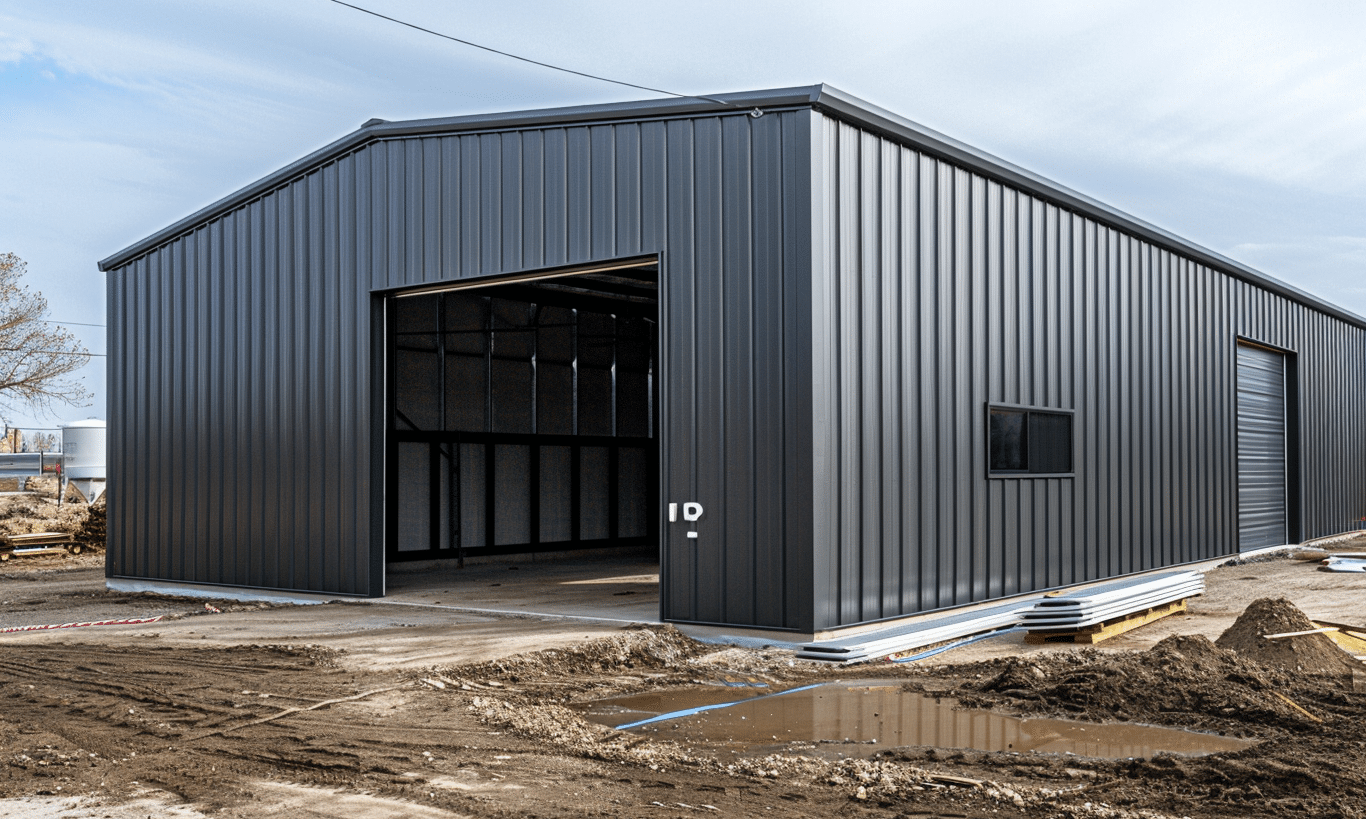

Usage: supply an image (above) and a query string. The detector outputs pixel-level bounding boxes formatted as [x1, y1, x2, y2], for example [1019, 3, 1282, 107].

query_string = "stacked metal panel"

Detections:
[798, 570, 1206, 662]
[1323, 555, 1366, 573]
[796, 601, 1032, 664]
[1020, 571, 1204, 632]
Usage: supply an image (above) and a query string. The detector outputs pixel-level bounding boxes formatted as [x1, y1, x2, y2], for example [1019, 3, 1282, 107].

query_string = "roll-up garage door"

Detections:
[1236, 344, 1288, 550]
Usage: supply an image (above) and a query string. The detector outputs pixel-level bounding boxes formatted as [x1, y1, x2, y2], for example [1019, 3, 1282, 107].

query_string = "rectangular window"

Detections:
[987, 405, 1074, 476]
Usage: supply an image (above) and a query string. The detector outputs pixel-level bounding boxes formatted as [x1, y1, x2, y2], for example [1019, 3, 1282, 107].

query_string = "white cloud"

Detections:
[2, 0, 1366, 425]
[0, 29, 34, 63]
[1230, 236, 1366, 310]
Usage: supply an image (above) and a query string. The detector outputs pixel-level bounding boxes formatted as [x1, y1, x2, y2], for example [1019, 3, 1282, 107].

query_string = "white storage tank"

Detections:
[60, 418, 106, 503]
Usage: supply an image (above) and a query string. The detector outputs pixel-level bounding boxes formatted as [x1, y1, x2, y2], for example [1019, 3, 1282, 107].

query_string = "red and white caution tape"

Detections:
[0, 615, 164, 634]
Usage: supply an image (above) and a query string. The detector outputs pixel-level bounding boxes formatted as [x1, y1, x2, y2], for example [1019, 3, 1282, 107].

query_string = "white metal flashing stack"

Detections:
[1322, 555, 1366, 573]
[795, 601, 1032, 664]
[795, 570, 1205, 664]
[1019, 571, 1204, 633]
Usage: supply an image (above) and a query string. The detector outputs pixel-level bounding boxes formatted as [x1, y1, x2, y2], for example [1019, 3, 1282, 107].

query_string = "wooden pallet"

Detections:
[1025, 599, 1188, 645]
[0, 532, 80, 561]
[1, 532, 75, 547]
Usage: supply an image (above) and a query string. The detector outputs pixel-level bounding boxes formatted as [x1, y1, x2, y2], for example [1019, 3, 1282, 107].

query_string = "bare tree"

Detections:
[0, 253, 91, 413]
[30, 431, 58, 452]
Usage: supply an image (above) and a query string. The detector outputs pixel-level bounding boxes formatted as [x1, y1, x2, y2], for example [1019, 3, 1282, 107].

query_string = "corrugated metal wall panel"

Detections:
[810, 111, 1366, 629]
[692, 116, 725, 624]
[106, 110, 814, 627]
[104, 100, 1366, 630]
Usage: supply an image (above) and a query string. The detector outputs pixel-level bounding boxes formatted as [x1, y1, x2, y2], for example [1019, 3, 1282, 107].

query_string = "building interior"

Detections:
[386, 263, 660, 575]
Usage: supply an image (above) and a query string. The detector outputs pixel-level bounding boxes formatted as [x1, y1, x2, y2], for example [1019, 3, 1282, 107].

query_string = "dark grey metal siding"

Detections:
[809, 111, 1366, 629]
[101, 88, 1366, 634]
[105, 110, 815, 628]
[1236, 344, 1288, 549]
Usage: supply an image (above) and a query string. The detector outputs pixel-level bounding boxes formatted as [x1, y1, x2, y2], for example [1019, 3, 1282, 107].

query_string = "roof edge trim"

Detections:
[97, 86, 821, 271]
[808, 85, 1366, 330]
[98, 82, 1365, 331]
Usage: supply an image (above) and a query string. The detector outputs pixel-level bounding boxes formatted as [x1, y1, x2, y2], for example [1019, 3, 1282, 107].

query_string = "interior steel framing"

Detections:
[385, 274, 659, 563]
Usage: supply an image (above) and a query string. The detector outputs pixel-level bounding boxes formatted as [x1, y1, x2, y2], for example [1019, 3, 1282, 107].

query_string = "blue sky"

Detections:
[2, 0, 1364, 431]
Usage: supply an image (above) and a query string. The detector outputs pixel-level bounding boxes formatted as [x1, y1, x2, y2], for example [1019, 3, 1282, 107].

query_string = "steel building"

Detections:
[99, 85, 1366, 634]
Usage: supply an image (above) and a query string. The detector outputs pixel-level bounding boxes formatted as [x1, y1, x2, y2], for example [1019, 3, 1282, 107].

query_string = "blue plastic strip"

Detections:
[890, 626, 1026, 663]
[613, 682, 827, 730]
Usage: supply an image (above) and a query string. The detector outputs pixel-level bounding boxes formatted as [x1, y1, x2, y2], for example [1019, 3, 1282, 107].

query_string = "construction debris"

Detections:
[1321, 554, 1366, 572]
[1263, 626, 1338, 640]
[1271, 691, 1323, 723]
[0, 531, 81, 561]
[1310, 621, 1366, 662]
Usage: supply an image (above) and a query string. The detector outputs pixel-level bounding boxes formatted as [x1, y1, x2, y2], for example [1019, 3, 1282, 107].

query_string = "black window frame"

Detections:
[985, 403, 1075, 478]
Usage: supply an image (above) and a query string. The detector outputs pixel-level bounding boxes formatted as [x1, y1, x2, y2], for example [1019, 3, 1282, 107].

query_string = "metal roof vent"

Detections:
[361, 118, 389, 129]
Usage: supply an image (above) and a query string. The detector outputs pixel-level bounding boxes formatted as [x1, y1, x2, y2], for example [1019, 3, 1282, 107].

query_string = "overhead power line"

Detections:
[325, 0, 745, 111]
[43, 320, 105, 328]
[0, 348, 104, 357]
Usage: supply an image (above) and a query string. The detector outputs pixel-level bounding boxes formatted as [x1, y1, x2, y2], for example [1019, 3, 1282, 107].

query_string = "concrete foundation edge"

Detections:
[106, 578, 336, 605]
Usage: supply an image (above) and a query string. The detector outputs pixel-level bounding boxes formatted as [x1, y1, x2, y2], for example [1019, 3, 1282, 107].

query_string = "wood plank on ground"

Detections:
[1314, 622, 1366, 659]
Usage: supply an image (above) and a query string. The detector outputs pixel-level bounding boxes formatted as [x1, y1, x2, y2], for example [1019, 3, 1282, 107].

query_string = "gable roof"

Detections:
[99, 84, 1366, 330]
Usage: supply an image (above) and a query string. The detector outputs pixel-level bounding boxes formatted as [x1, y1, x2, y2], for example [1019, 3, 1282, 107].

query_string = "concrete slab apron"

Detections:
[380, 556, 661, 625]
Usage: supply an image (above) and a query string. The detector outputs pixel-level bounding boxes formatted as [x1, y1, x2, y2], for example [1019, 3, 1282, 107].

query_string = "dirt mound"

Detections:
[1216, 597, 1360, 677]
[1082, 719, 1366, 819]
[0, 491, 96, 541]
[956, 634, 1314, 733]
[440, 625, 708, 682]
[72, 497, 106, 549]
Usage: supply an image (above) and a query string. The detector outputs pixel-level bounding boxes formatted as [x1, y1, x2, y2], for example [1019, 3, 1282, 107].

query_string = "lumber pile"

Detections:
[0, 531, 80, 561]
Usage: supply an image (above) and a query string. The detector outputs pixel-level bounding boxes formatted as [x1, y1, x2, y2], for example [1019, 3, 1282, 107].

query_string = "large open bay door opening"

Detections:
[385, 261, 659, 578]
[1236, 342, 1290, 550]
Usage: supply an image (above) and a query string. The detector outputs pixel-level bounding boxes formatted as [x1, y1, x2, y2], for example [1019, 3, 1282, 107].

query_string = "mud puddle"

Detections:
[578, 680, 1255, 760]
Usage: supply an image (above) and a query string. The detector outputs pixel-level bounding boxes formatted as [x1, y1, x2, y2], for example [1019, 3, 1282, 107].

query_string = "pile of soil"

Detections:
[437, 625, 714, 685]
[0, 483, 102, 551]
[1215, 596, 1361, 677]
[952, 634, 1310, 734]
[72, 497, 105, 550]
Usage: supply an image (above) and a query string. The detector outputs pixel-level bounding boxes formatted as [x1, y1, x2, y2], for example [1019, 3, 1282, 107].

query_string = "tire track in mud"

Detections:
[0, 640, 904, 819]
[0, 646, 399, 776]
[0, 642, 652, 817]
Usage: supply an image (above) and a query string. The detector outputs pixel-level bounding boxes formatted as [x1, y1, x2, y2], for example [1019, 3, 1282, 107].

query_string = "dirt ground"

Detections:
[2, 529, 1365, 818]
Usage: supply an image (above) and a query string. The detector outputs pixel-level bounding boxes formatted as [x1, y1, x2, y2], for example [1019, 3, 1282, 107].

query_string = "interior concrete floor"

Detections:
[382, 549, 661, 625]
